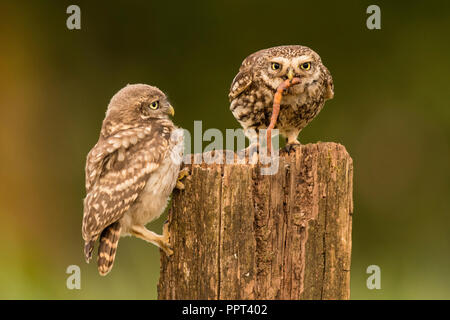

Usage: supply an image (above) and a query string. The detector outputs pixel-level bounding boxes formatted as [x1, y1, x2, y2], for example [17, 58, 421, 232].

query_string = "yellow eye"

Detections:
[271, 62, 281, 70]
[149, 101, 159, 110]
[300, 62, 311, 71]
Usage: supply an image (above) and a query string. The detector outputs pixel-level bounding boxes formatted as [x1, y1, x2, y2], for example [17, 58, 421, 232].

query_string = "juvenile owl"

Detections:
[82, 84, 184, 276]
[229, 45, 334, 150]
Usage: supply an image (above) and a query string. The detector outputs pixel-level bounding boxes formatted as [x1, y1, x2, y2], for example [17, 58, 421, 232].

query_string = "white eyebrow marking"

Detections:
[270, 57, 290, 63]
[293, 55, 313, 65]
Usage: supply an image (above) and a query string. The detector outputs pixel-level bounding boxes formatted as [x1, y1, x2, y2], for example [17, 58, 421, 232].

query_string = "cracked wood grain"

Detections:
[157, 142, 353, 300]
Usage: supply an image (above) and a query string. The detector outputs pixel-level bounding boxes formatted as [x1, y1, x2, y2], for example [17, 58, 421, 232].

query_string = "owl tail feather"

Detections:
[97, 222, 122, 276]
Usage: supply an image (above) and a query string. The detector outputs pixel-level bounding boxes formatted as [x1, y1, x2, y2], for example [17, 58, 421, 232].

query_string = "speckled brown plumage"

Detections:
[82, 84, 183, 276]
[229, 45, 334, 148]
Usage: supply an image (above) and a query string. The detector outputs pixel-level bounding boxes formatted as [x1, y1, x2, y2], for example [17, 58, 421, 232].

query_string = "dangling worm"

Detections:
[266, 77, 301, 154]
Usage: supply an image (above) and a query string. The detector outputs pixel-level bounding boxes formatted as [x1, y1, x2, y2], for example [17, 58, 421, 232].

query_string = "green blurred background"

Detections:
[1, 1, 449, 299]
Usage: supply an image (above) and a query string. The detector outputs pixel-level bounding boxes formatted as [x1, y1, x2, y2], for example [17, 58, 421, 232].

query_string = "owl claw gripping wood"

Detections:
[82, 84, 183, 275]
[175, 167, 190, 190]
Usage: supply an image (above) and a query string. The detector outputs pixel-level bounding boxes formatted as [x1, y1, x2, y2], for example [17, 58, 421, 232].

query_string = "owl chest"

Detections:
[256, 91, 320, 129]
[126, 155, 180, 227]
[279, 97, 323, 125]
[233, 84, 323, 130]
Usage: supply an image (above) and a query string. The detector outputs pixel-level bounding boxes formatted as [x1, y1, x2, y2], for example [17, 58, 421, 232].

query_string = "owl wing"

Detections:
[318, 63, 334, 100]
[228, 50, 267, 101]
[228, 68, 253, 101]
[82, 126, 171, 242]
[325, 70, 334, 100]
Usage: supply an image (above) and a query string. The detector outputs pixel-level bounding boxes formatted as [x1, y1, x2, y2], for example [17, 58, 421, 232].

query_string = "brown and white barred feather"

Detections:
[97, 221, 121, 276]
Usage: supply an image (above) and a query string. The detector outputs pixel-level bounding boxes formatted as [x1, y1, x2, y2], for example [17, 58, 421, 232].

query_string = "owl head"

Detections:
[102, 84, 174, 136]
[248, 45, 333, 98]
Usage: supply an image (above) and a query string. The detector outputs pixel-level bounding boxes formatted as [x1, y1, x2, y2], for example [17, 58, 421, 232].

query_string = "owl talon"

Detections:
[161, 221, 173, 256]
[176, 181, 185, 190]
[161, 245, 174, 257]
[240, 143, 259, 164]
[163, 220, 170, 236]
[175, 168, 189, 190]
[283, 142, 301, 154]
[130, 224, 174, 257]
[160, 240, 173, 256]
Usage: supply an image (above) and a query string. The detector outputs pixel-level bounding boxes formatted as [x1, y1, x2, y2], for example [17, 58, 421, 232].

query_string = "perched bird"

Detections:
[229, 45, 334, 151]
[82, 84, 184, 276]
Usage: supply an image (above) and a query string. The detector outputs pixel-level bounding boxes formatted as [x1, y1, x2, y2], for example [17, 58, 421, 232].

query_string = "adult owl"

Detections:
[82, 84, 184, 276]
[229, 45, 334, 151]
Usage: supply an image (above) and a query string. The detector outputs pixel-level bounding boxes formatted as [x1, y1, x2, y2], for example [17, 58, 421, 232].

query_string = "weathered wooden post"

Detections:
[158, 142, 353, 299]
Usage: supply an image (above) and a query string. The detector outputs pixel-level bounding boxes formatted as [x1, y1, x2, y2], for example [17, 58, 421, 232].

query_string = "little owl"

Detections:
[82, 84, 184, 276]
[229, 45, 334, 151]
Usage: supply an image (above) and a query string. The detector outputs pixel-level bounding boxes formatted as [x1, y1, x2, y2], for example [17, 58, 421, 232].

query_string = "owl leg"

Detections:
[130, 225, 173, 256]
[284, 131, 301, 153]
[242, 143, 259, 164]
[241, 129, 259, 164]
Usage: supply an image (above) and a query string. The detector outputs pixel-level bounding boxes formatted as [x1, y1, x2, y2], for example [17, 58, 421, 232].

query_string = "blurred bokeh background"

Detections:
[0, 0, 449, 299]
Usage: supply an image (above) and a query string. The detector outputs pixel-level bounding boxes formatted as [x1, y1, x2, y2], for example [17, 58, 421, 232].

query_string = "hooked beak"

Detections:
[168, 105, 175, 117]
[287, 68, 295, 81]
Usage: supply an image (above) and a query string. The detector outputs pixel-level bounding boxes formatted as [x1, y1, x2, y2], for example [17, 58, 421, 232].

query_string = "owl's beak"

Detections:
[168, 105, 175, 117]
[287, 68, 295, 81]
